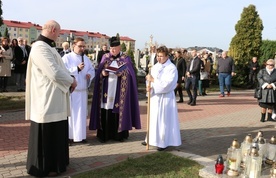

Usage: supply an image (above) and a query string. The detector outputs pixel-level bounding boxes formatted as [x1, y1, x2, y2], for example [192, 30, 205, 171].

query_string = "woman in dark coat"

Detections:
[257, 59, 276, 122]
[174, 50, 186, 103]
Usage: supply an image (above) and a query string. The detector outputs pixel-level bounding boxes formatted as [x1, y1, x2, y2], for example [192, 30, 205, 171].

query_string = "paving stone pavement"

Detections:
[0, 89, 275, 178]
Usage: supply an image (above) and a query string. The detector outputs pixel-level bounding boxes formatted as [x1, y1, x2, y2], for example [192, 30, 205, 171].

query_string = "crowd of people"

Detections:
[0, 37, 32, 92]
[0, 19, 275, 177]
[145, 47, 215, 105]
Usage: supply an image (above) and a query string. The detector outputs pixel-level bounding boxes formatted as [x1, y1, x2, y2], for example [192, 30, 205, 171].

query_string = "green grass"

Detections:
[0, 95, 25, 111]
[72, 152, 202, 178]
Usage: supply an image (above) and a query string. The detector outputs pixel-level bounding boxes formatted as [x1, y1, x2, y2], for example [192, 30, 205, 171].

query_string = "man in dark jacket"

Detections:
[248, 57, 260, 89]
[185, 49, 201, 106]
[96, 44, 109, 66]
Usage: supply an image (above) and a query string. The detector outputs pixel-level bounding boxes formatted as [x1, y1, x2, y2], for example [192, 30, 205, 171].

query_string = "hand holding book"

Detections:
[105, 63, 126, 73]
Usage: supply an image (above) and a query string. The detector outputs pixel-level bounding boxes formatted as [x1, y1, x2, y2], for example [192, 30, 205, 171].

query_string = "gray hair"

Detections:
[267, 59, 275, 65]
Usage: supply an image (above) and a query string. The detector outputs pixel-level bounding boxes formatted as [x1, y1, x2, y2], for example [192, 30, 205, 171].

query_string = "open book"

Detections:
[105, 63, 126, 73]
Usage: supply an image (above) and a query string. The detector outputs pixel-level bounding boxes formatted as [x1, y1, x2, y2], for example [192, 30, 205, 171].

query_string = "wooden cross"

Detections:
[94, 45, 101, 60]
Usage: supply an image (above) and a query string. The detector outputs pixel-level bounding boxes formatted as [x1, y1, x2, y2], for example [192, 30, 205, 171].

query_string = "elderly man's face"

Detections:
[53, 27, 60, 41]
[222, 52, 227, 58]
[252, 57, 257, 62]
[18, 38, 23, 46]
[110, 45, 121, 56]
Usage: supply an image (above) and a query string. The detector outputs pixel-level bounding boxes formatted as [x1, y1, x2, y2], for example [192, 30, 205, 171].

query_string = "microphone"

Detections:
[81, 52, 84, 63]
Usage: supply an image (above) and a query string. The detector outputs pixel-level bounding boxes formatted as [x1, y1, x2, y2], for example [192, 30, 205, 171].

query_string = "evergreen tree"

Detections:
[228, 4, 263, 87]
[127, 45, 138, 80]
[259, 40, 276, 67]
[0, 1, 3, 26]
[3, 27, 8, 37]
[116, 33, 120, 40]
[121, 42, 127, 52]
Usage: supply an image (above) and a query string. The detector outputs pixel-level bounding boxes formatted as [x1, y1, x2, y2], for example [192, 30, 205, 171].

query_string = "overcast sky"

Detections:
[3, 0, 276, 50]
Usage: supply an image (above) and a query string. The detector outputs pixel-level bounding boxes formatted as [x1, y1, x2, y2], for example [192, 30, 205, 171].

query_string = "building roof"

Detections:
[4, 20, 110, 39]
[60, 29, 109, 39]
[120, 36, 135, 42]
[4, 20, 42, 30]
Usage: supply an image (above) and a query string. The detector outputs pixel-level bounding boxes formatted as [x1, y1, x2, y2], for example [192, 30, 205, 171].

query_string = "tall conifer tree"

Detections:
[3, 27, 8, 37]
[259, 40, 276, 66]
[228, 4, 263, 86]
[121, 42, 127, 52]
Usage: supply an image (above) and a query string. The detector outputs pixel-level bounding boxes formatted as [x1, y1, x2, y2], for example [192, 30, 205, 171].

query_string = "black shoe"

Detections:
[97, 137, 106, 143]
[81, 139, 87, 143]
[157, 147, 166, 151]
[177, 100, 183, 103]
[267, 118, 276, 122]
[141, 141, 147, 146]
[202, 93, 207, 96]
[187, 100, 192, 105]
[190, 103, 196, 106]
[260, 119, 265, 122]
[68, 139, 73, 146]
[118, 138, 125, 142]
[17, 89, 25, 92]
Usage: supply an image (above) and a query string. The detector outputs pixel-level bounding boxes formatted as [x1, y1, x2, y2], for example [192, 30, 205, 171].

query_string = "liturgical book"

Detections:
[105, 63, 126, 73]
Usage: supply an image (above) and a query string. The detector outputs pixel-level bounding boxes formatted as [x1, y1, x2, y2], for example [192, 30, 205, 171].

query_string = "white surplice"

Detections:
[62, 52, 95, 142]
[101, 60, 118, 109]
[147, 59, 182, 148]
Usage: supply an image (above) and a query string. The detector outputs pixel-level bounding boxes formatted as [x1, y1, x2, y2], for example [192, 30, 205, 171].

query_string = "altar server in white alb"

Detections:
[62, 37, 95, 144]
[142, 45, 182, 151]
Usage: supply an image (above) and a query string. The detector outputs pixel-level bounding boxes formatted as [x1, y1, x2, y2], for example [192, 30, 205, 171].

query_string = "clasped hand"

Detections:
[70, 77, 77, 93]
[145, 74, 153, 82]
[102, 70, 122, 77]
[266, 84, 273, 89]
[78, 62, 85, 71]
[86, 74, 91, 80]
[145, 74, 153, 92]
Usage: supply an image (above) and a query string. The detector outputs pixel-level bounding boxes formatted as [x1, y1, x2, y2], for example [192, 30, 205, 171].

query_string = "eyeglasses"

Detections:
[77, 45, 86, 48]
[266, 64, 274, 66]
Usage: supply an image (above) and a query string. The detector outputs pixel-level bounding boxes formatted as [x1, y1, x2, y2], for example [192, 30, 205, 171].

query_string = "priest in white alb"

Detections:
[142, 45, 182, 151]
[62, 37, 95, 144]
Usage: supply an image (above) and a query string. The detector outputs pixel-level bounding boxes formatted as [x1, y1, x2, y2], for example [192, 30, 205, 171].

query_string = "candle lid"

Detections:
[255, 131, 263, 138]
[231, 139, 240, 149]
[250, 147, 259, 157]
[269, 136, 276, 144]
[244, 134, 252, 143]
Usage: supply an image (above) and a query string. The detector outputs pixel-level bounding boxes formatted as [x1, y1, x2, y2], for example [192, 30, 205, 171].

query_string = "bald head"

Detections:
[222, 51, 228, 58]
[41, 20, 61, 41]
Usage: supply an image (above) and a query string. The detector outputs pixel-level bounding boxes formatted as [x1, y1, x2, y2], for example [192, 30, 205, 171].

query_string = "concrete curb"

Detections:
[170, 151, 216, 178]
